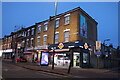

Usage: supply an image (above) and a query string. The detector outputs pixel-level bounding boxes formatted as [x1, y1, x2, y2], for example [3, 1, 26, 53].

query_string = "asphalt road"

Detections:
[2, 60, 68, 79]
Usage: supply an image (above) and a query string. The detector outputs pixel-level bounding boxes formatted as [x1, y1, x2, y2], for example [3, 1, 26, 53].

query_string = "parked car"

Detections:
[16, 56, 27, 62]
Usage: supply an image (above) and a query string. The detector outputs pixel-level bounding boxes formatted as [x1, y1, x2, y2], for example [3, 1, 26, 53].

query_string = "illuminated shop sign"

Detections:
[95, 52, 101, 55]
[58, 43, 64, 49]
[84, 43, 88, 49]
[41, 52, 49, 65]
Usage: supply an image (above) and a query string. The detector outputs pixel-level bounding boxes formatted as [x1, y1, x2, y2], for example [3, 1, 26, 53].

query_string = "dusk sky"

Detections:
[2, 2, 118, 48]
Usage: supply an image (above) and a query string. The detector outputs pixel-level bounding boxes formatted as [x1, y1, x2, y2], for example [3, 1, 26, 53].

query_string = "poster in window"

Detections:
[41, 52, 49, 66]
[80, 15, 87, 38]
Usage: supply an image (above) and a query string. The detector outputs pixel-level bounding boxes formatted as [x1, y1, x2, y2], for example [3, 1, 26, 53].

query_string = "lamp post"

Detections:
[103, 39, 110, 55]
[103, 39, 110, 68]
[52, 0, 58, 70]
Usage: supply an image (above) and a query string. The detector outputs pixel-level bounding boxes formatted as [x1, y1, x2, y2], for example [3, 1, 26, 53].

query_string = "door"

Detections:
[73, 52, 80, 67]
[82, 52, 89, 67]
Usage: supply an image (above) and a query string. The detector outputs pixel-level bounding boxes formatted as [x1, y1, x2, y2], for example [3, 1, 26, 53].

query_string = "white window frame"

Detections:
[55, 32, 59, 44]
[64, 31, 70, 42]
[31, 28, 35, 35]
[26, 39, 29, 47]
[31, 38, 34, 47]
[64, 14, 70, 25]
[44, 22, 48, 31]
[55, 18, 60, 28]
[37, 25, 41, 33]
[43, 35, 47, 45]
[27, 29, 30, 36]
[37, 36, 40, 46]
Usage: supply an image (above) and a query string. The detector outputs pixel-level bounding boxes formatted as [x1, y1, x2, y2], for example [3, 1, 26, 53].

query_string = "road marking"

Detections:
[37, 71, 70, 78]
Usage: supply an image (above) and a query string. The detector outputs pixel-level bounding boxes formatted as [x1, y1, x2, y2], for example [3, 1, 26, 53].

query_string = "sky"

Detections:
[2, 2, 119, 48]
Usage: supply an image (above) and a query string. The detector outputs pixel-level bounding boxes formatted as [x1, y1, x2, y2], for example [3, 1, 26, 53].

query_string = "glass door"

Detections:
[73, 52, 80, 67]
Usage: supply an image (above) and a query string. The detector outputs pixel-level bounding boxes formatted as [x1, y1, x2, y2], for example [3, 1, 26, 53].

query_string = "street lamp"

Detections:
[103, 39, 110, 68]
[103, 39, 110, 46]
[52, 0, 58, 70]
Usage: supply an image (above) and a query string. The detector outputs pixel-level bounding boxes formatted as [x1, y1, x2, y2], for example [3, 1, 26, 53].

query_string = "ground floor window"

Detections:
[83, 53, 89, 64]
[73, 52, 80, 67]
[50, 53, 70, 67]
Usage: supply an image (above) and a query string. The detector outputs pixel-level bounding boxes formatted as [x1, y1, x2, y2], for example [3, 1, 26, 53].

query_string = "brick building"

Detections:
[2, 7, 99, 68]
[32, 7, 98, 68]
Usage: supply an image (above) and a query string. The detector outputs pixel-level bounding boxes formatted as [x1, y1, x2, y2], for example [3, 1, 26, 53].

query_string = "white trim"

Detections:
[56, 18, 60, 20]
[64, 14, 70, 17]
[28, 29, 30, 31]
[63, 29, 70, 32]
[55, 32, 59, 34]
[27, 39, 29, 41]
[32, 28, 35, 30]
[38, 25, 41, 27]
[22, 41, 25, 43]
[50, 49, 70, 52]
[43, 34, 47, 37]
[31, 38, 34, 40]
[37, 36, 40, 38]
[44, 22, 48, 25]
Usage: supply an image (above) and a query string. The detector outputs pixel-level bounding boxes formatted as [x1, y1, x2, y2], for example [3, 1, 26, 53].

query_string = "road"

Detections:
[2, 60, 68, 79]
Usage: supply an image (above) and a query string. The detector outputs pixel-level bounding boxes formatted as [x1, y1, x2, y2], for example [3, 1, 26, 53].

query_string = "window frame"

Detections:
[64, 31, 70, 42]
[55, 32, 59, 44]
[37, 36, 40, 46]
[37, 25, 41, 33]
[43, 35, 47, 45]
[44, 22, 48, 31]
[55, 18, 60, 28]
[64, 14, 70, 25]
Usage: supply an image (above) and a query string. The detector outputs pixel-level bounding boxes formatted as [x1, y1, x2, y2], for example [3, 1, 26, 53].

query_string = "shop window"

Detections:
[83, 53, 89, 64]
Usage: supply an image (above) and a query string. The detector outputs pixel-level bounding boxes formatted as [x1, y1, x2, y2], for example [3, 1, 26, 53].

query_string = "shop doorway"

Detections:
[73, 52, 80, 67]
[82, 52, 90, 67]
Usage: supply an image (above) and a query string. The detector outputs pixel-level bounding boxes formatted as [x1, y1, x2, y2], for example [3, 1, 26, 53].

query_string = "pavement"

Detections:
[2, 59, 120, 78]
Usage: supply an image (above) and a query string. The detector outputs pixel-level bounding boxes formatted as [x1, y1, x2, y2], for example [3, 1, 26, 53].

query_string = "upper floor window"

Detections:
[27, 29, 30, 36]
[64, 31, 70, 42]
[26, 39, 29, 47]
[37, 36, 40, 46]
[43, 35, 47, 45]
[31, 38, 34, 47]
[55, 18, 60, 28]
[24, 31, 27, 37]
[64, 14, 70, 25]
[44, 22, 48, 31]
[21, 41, 25, 47]
[37, 25, 41, 33]
[55, 32, 59, 44]
[31, 28, 35, 35]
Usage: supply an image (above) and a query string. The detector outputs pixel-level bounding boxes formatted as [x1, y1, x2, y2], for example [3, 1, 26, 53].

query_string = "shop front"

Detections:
[2, 49, 14, 59]
[34, 45, 50, 65]
[48, 41, 91, 68]
[24, 47, 37, 63]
